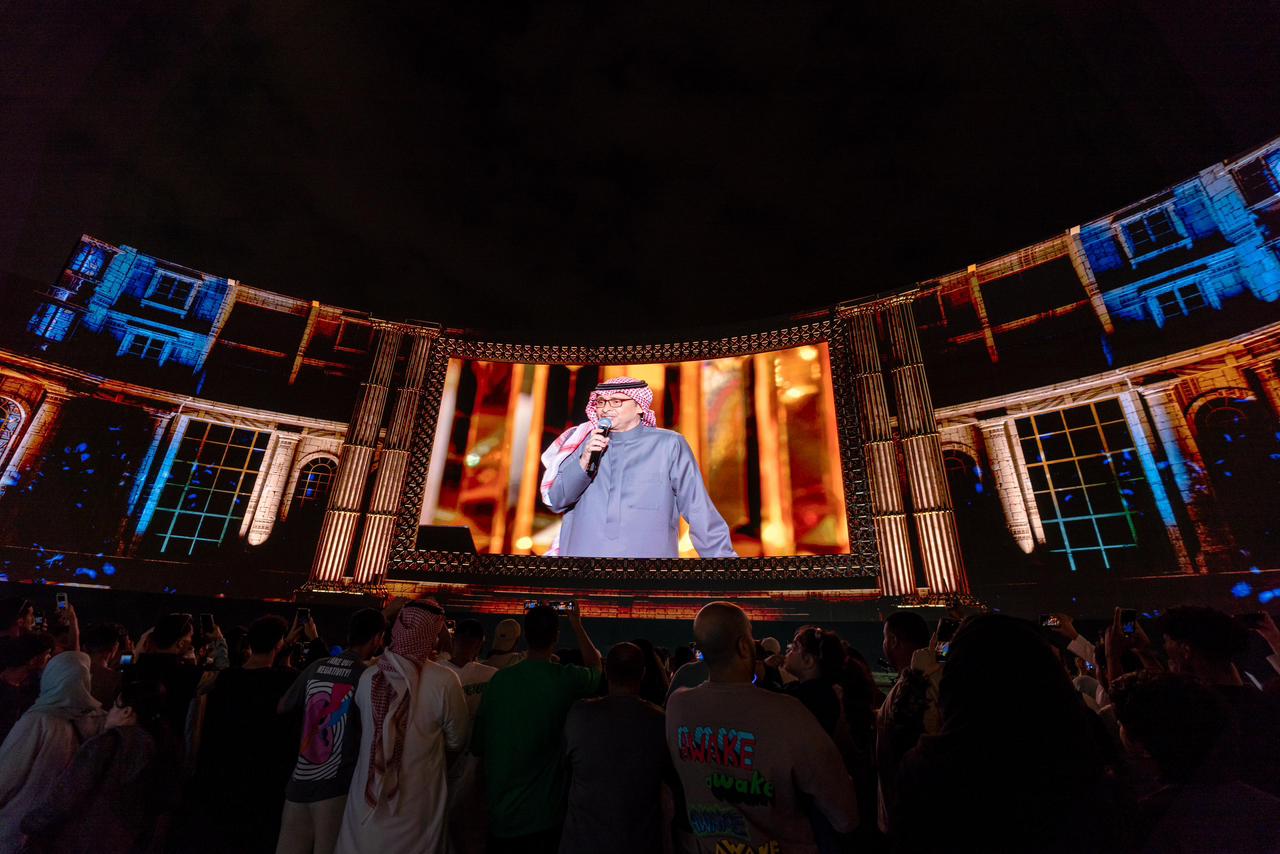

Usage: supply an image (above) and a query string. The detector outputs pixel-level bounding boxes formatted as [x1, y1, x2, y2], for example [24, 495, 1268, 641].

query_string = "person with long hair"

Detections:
[0, 651, 105, 853]
[19, 679, 180, 853]
[334, 600, 468, 854]
[890, 614, 1119, 853]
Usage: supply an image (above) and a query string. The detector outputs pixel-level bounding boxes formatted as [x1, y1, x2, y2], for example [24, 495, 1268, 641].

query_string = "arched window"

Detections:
[292, 457, 337, 509]
[1194, 395, 1280, 563]
[0, 398, 22, 461]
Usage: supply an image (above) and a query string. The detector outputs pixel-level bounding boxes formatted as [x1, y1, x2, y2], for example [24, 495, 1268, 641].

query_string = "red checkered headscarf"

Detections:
[585, 377, 657, 428]
[364, 600, 447, 811]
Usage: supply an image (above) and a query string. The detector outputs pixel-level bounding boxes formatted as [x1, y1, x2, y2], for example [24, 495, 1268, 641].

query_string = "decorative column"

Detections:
[1251, 359, 1280, 421]
[979, 418, 1040, 554]
[1139, 385, 1235, 571]
[1066, 226, 1116, 335]
[884, 299, 970, 595]
[134, 414, 192, 539]
[245, 431, 302, 546]
[309, 325, 404, 586]
[0, 389, 71, 498]
[841, 307, 914, 596]
[352, 328, 436, 586]
[125, 411, 175, 516]
[1117, 391, 1197, 573]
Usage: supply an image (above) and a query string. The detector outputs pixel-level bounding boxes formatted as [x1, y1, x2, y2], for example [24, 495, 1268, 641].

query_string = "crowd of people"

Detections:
[0, 591, 1278, 853]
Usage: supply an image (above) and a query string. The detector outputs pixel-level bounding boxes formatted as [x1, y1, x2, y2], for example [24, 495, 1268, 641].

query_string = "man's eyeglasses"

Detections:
[596, 397, 637, 410]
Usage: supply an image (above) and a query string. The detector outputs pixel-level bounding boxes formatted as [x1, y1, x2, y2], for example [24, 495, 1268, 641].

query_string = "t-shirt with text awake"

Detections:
[280, 649, 368, 803]
[666, 680, 858, 854]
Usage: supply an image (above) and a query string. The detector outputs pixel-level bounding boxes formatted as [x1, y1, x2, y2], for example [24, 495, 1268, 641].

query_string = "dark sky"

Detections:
[2, 1, 1278, 338]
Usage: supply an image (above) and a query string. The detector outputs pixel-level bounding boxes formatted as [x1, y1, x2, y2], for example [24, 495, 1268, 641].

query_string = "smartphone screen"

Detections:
[936, 641, 951, 663]
[695, 649, 705, 661]
[937, 618, 960, 643]
[118, 654, 133, 666]
[199, 613, 215, 636]
[523, 600, 539, 611]
[1120, 609, 1138, 635]
[1039, 614, 1060, 628]
[55, 592, 68, 611]
[296, 608, 310, 623]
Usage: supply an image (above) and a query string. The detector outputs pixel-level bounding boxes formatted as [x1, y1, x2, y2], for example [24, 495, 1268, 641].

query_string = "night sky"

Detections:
[2, 1, 1278, 338]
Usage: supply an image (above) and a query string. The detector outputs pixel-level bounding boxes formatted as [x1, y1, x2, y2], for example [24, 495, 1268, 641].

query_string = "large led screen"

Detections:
[417, 344, 848, 559]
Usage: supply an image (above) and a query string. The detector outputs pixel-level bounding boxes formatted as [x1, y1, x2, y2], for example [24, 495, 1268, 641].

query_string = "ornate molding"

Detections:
[386, 315, 882, 585]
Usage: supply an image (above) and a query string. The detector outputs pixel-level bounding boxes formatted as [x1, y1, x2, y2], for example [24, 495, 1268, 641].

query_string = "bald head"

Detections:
[693, 602, 753, 676]
[606, 641, 647, 689]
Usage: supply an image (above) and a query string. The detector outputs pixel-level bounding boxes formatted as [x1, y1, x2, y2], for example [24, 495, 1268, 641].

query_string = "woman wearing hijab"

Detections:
[0, 650, 106, 853]
[335, 600, 468, 854]
[19, 679, 180, 853]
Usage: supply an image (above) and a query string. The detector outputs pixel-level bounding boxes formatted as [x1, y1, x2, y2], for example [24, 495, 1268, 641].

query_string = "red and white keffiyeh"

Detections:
[538, 377, 656, 556]
[363, 599, 446, 812]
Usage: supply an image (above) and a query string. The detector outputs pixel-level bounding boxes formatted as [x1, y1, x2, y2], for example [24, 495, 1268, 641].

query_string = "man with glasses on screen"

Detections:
[539, 376, 737, 559]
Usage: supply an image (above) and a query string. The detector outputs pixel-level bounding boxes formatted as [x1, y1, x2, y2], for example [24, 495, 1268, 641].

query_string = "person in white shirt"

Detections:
[482, 619, 525, 671]
[444, 619, 496, 854]
[335, 600, 468, 854]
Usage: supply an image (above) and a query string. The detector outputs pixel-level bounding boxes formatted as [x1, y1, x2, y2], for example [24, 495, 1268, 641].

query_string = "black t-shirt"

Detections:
[1217, 684, 1280, 797]
[197, 666, 300, 808]
[126, 654, 205, 745]
[279, 650, 368, 803]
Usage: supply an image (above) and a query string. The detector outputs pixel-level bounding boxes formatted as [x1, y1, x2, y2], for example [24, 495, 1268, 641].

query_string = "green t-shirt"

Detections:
[472, 658, 602, 838]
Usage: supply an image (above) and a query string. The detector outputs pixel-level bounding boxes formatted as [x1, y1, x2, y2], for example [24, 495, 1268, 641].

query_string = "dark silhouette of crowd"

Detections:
[0, 591, 1278, 853]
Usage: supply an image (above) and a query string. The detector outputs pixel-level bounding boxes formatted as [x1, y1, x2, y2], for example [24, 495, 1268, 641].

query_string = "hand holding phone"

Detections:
[1119, 608, 1138, 636]
[55, 592, 69, 612]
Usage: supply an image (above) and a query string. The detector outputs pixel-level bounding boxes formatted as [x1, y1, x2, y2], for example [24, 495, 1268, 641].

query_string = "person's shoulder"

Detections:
[643, 427, 688, 446]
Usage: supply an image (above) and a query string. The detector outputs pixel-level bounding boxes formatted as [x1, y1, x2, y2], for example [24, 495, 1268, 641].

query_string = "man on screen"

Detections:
[540, 377, 737, 559]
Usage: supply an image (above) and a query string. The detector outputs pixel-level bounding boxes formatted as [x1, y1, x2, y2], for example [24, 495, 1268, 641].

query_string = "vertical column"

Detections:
[979, 418, 1039, 554]
[511, 364, 550, 554]
[125, 411, 175, 516]
[352, 330, 435, 585]
[310, 325, 404, 585]
[0, 389, 70, 498]
[1066, 226, 1116, 334]
[420, 357, 462, 526]
[134, 414, 191, 539]
[1117, 391, 1197, 573]
[246, 432, 301, 546]
[1139, 385, 1235, 571]
[842, 309, 914, 596]
[1250, 360, 1280, 420]
[753, 352, 795, 555]
[884, 300, 969, 595]
[966, 265, 1000, 363]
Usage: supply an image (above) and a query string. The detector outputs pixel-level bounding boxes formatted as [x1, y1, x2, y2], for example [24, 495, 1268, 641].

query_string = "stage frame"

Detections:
[386, 310, 880, 585]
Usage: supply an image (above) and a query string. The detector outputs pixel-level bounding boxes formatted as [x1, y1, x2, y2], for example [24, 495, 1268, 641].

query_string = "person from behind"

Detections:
[82, 622, 124, 707]
[188, 615, 299, 852]
[1112, 671, 1280, 853]
[444, 618, 498, 854]
[276, 607, 386, 854]
[560, 642, 668, 854]
[0, 633, 53, 745]
[483, 618, 525, 670]
[666, 602, 857, 854]
[20, 679, 181, 854]
[472, 603, 601, 854]
[890, 614, 1116, 853]
[1157, 605, 1280, 797]
[0, 598, 33, 639]
[0, 650, 106, 854]
[129, 612, 205, 752]
[335, 599, 468, 854]
[782, 625, 846, 734]
[875, 610, 940, 833]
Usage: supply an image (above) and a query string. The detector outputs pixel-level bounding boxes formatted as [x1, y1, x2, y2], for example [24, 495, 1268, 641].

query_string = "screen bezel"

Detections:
[386, 309, 880, 587]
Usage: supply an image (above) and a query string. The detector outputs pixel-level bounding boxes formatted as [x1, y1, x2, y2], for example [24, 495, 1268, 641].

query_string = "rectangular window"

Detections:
[1120, 208, 1185, 260]
[122, 332, 169, 364]
[1232, 151, 1280, 206]
[70, 243, 108, 278]
[1016, 400, 1147, 573]
[1153, 283, 1209, 324]
[149, 421, 271, 557]
[143, 272, 199, 314]
[27, 304, 78, 341]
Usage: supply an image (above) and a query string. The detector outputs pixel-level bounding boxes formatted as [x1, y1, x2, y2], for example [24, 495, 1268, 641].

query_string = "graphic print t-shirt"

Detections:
[665, 681, 859, 854]
[281, 650, 367, 803]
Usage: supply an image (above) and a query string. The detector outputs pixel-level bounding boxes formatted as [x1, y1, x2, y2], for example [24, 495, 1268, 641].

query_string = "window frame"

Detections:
[1115, 203, 1191, 265]
[118, 330, 173, 366]
[141, 270, 201, 316]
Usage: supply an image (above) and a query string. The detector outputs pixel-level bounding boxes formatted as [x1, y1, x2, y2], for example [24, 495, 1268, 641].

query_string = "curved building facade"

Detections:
[1, 135, 1278, 616]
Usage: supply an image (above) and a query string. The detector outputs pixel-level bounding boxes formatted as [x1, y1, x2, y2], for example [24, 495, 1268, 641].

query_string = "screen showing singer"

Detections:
[419, 344, 849, 558]
[540, 377, 736, 558]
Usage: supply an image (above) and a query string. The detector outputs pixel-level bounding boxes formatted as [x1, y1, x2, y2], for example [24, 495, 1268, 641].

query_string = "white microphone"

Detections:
[586, 417, 613, 477]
